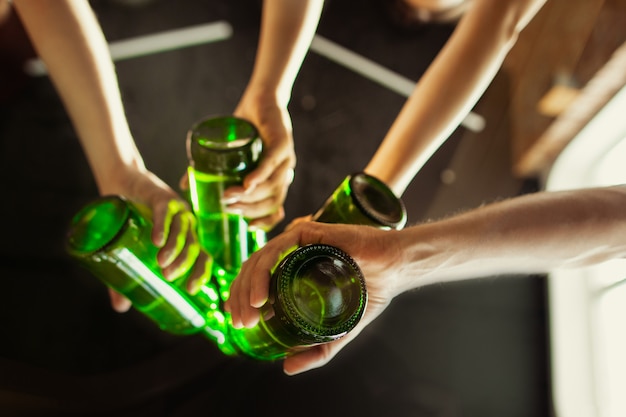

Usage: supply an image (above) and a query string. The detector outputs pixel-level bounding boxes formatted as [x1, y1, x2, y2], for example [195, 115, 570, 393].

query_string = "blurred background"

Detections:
[1, 0, 624, 416]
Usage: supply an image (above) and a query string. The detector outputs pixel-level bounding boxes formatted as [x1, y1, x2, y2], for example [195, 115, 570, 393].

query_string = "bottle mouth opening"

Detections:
[350, 173, 407, 229]
[186, 115, 262, 173]
[66, 196, 130, 255]
[190, 116, 258, 149]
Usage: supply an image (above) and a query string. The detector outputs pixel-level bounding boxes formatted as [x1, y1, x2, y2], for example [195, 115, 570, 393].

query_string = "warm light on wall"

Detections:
[546, 83, 626, 417]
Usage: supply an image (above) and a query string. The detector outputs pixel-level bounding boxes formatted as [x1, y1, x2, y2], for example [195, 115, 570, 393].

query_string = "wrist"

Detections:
[95, 159, 147, 196]
[242, 78, 291, 109]
[393, 218, 479, 293]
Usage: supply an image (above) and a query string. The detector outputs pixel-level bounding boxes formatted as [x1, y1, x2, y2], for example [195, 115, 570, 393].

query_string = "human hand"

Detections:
[284, 214, 313, 231]
[224, 221, 404, 375]
[179, 92, 296, 232]
[227, 93, 296, 231]
[101, 167, 211, 312]
[178, 102, 295, 231]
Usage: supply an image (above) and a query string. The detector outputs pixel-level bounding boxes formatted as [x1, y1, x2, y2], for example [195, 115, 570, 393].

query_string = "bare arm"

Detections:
[394, 185, 626, 291]
[224, 0, 325, 229]
[365, 0, 547, 195]
[227, 185, 626, 374]
[245, 0, 324, 107]
[13, 0, 143, 191]
[14, 0, 210, 304]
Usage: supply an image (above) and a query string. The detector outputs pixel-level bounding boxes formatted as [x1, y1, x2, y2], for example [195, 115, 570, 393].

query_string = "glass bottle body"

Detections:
[186, 115, 265, 298]
[66, 195, 237, 353]
[66, 196, 206, 334]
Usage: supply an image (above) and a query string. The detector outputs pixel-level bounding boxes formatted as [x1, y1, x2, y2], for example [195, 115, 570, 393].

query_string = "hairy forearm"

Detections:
[392, 186, 626, 294]
[246, 0, 324, 105]
[365, 0, 547, 196]
[14, 0, 144, 193]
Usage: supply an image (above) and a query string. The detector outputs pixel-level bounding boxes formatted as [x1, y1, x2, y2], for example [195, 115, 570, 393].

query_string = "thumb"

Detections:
[283, 345, 335, 376]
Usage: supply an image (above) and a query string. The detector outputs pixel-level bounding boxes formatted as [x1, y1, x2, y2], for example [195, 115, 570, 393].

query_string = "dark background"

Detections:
[0, 1, 549, 416]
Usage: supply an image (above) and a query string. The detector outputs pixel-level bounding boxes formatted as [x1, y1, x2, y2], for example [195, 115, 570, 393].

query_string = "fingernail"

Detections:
[162, 270, 174, 282]
[159, 251, 173, 268]
[188, 279, 201, 295]
[224, 206, 243, 215]
[189, 273, 209, 295]
[154, 231, 165, 247]
[221, 196, 239, 205]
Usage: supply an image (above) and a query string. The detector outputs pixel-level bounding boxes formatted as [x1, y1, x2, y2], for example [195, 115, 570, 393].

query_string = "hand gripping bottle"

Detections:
[65, 173, 405, 360]
[65, 195, 237, 353]
[228, 243, 367, 360]
[227, 172, 406, 360]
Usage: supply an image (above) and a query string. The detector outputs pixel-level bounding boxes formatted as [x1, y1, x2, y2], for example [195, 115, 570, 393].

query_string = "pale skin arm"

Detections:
[205, 0, 325, 230]
[13, 0, 211, 309]
[365, 0, 547, 196]
[225, 185, 626, 374]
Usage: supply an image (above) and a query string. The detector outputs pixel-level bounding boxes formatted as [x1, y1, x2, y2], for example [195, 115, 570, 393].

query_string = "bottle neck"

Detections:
[313, 172, 407, 229]
[349, 172, 407, 229]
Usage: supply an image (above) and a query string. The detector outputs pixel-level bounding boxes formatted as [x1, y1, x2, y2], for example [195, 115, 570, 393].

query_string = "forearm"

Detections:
[365, 0, 546, 196]
[393, 186, 626, 294]
[245, 0, 324, 106]
[14, 0, 144, 193]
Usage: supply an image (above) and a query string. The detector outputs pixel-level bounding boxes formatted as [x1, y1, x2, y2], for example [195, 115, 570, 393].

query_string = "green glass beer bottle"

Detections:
[186, 115, 264, 300]
[65, 195, 236, 352]
[228, 244, 367, 360]
[65, 173, 403, 361]
[226, 173, 405, 360]
[312, 172, 407, 230]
